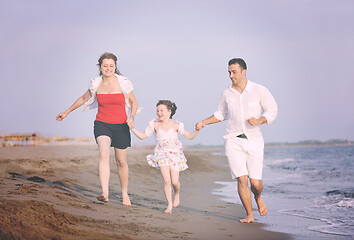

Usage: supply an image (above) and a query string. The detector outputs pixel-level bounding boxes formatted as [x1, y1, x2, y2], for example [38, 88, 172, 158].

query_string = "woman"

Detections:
[56, 52, 138, 206]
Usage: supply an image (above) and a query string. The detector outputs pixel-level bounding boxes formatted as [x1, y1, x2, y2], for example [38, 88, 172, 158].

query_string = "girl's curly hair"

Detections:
[156, 100, 177, 118]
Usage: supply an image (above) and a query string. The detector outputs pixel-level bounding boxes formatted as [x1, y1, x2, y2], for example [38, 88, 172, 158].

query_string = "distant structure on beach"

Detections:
[0, 133, 95, 147]
[0, 133, 39, 147]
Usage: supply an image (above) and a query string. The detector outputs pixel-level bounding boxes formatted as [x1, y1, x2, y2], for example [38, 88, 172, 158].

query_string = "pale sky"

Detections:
[1, 0, 353, 146]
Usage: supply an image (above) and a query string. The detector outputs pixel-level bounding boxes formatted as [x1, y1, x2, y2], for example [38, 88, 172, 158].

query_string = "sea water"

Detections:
[212, 145, 354, 239]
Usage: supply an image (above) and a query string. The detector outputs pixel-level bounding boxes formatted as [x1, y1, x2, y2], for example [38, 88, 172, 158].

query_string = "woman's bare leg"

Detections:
[96, 136, 111, 200]
[114, 148, 131, 206]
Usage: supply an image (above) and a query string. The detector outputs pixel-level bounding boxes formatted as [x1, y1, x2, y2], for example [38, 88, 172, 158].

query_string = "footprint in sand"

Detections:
[27, 176, 46, 182]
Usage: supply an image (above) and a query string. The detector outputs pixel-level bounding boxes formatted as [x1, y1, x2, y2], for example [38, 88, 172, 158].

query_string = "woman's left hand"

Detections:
[127, 116, 135, 129]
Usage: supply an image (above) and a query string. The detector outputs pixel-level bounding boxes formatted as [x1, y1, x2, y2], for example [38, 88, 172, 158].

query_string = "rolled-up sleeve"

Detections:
[260, 87, 278, 125]
[213, 92, 228, 121]
[124, 79, 133, 93]
[83, 77, 100, 112]
[119, 76, 133, 94]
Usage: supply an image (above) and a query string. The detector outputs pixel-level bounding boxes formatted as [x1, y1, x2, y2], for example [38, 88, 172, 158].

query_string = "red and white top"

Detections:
[95, 93, 127, 124]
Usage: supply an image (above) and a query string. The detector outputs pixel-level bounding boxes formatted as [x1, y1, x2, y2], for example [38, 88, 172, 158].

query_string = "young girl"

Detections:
[131, 100, 199, 213]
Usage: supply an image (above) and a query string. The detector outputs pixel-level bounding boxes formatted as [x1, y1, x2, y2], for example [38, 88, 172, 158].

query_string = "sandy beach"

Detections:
[0, 145, 291, 240]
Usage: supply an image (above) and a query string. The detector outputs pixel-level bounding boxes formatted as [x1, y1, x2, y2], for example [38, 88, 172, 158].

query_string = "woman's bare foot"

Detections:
[240, 214, 254, 223]
[165, 203, 173, 214]
[172, 193, 180, 208]
[255, 197, 267, 216]
[122, 193, 131, 206]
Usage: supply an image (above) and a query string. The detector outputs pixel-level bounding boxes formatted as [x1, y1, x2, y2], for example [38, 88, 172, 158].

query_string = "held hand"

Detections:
[127, 116, 135, 129]
[247, 117, 261, 126]
[56, 112, 68, 121]
[195, 121, 205, 131]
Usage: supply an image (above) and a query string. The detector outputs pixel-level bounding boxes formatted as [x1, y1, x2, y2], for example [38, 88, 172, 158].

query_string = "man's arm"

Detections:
[196, 115, 221, 130]
[257, 87, 278, 125]
[247, 116, 267, 126]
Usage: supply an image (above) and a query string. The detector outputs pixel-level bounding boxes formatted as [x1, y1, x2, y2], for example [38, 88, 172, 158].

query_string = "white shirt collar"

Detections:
[228, 80, 253, 94]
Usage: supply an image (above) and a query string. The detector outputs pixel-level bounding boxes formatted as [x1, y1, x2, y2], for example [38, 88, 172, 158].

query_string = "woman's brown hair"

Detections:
[97, 52, 122, 75]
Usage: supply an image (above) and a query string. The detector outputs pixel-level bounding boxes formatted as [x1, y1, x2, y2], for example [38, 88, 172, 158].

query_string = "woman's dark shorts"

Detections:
[94, 120, 131, 149]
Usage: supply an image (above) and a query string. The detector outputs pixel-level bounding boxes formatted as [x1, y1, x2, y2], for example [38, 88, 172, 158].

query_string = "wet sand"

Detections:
[0, 145, 291, 240]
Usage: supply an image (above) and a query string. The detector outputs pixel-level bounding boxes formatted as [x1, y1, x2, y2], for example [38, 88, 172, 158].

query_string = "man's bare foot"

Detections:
[122, 193, 131, 206]
[165, 204, 173, 214]
[255, 197, 267, 216]
[172, 193, 180, 208]
[240, 215, 254, 223]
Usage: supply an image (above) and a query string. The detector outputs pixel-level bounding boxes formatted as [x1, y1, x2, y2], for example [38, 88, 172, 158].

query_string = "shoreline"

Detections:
[0, 145, 291, 240]
[264, 142, 354, 149]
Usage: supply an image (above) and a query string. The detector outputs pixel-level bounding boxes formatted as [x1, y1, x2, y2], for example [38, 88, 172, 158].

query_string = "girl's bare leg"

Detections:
[114, 148, 131, 206]
[96, 136, 111, 200]
[171, 170, 180, 207]
[160, 166, 173, 213]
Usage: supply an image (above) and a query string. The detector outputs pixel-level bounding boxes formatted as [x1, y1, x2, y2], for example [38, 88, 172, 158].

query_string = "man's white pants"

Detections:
[225, 136, 264, 180]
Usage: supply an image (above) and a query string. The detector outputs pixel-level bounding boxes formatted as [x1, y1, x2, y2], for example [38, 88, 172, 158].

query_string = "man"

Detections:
[196, 58, 278, 223]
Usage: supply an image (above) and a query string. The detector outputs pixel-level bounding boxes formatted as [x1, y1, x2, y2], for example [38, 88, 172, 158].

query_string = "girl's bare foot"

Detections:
[255, 197, 267, 216]
[122, 193, 131, 206]
[165, 204, 173, 214]
[240, 214, 254, 223]
[172, 193, 180, 208]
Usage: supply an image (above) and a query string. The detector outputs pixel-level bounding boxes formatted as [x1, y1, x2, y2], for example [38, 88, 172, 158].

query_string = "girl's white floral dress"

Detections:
[145, 119, 188, 172]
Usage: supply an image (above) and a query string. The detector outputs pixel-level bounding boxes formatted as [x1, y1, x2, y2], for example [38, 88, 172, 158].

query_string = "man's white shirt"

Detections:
[214, 80, 278, 140]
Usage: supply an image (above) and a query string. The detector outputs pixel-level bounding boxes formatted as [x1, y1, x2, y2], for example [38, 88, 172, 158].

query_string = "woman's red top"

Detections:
[95, 93, 127, 124]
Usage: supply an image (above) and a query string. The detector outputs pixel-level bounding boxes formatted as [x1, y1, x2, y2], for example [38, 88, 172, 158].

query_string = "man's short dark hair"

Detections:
[228, 58, 247, 70]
